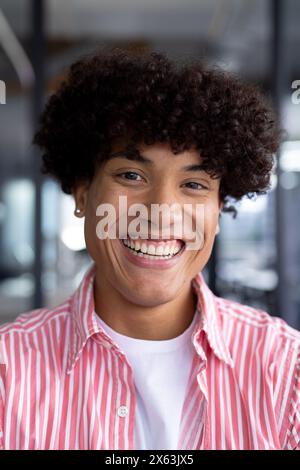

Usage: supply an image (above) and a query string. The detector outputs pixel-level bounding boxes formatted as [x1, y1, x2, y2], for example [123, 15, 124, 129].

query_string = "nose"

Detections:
[143, 183, 183, 238]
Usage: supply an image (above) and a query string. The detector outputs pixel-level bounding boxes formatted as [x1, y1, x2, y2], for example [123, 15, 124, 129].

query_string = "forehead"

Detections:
[106, 141, 203, 168]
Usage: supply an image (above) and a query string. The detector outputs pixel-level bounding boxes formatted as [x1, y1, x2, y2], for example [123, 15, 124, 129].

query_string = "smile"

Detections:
[119, 236, 186, 268]
[122, 236, 184, 258]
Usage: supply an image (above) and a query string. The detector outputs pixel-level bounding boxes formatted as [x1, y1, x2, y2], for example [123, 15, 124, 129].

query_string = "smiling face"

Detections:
[73, 141, 222, 308]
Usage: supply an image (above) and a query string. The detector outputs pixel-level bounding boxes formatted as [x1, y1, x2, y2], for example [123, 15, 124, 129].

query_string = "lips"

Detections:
[122, 236, 185, 258]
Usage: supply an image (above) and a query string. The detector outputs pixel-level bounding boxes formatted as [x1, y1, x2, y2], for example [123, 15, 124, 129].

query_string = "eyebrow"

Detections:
[109, 150, 153, 164]
[181, 163, 206, 172]
[108, 150, 206, 172]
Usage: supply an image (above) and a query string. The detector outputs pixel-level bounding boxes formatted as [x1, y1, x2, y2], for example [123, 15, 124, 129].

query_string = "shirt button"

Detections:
[117, 405, 128, 418]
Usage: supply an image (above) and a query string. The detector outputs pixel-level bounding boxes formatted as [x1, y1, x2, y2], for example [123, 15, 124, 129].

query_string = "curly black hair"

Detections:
[33, 48, 281, 215]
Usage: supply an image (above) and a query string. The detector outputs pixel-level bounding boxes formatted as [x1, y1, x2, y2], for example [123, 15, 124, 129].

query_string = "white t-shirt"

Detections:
[96, 311, 198, 450]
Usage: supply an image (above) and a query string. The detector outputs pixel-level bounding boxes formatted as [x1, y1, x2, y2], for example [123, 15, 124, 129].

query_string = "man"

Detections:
[0, 49, 299, 450]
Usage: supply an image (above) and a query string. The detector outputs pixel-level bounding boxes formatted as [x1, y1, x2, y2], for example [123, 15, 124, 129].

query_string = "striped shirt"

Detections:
[0, 262, 299, 450]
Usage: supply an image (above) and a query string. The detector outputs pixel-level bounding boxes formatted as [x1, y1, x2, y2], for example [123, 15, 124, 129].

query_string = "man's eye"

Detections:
[117, 172, 143, 181]
[183, 182, 207, 190]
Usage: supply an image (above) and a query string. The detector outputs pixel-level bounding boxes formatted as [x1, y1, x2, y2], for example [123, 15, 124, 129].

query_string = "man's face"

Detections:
[74, 142, 222, 307]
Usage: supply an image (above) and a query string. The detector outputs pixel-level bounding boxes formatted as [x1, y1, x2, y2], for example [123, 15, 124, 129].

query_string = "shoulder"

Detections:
[0, 301, 71, 337]
[216, 295, 300, 346]
[215, 295, 300, 449]
[0, 301, 74, 450]
[215, 295, 300, 397]
[0, 301, 72, 367]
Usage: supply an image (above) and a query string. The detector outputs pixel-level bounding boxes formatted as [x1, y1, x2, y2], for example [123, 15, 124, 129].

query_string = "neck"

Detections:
[93, 272, 197, 341]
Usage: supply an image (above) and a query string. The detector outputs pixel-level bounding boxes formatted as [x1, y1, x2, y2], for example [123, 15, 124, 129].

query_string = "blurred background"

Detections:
[0, 0, 299, 328]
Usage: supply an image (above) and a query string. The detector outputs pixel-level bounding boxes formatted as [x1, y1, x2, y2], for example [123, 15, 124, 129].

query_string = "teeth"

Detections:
[163, 245, 170, 256]
[122, 238, 183, 258]
[148, 245, 156, 255]
[155, 245, 164, 256]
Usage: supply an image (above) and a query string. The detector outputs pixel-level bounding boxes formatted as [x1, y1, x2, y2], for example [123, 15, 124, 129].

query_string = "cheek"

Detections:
[204, 213, 218, 236]
[191, 205, 218, 244]
[83, 213, 98, 258]
[83, 198, 122, 261]
[85, 185, 117, 236]
[83, 198, 106, 258]
[190, 210, 219, 269]
[204, 199, 220, 232]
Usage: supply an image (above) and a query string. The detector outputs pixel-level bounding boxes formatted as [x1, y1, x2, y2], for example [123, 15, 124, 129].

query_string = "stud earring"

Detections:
[74, 207, 82, 216]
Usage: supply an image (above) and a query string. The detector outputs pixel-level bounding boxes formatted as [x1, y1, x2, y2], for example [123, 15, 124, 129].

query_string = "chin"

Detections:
[121, 282, 175, 307]
[131, 295, 173, 308]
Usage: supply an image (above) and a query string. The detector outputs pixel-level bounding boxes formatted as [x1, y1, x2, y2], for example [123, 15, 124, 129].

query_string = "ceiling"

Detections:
[1, 0, 299, 81]
[0, 0, 299, 171]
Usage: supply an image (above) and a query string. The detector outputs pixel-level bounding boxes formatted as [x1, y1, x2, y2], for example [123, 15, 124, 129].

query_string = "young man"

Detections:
[0, 49, 299, 450]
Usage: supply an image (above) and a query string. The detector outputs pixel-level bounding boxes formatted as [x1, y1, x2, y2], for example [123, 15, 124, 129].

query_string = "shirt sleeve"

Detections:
[284, 346, 300, 450]
[0, 340, 5, 451]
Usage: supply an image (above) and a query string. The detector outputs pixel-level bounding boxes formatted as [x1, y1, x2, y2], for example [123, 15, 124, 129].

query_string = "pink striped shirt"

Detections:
[0, 262, 299, 450]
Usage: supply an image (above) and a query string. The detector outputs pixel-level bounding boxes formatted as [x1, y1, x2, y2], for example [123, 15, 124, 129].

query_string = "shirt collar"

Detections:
[67, 262, 233, 374]
[67, 263, 100, 374]
[191, 273, 234, 368]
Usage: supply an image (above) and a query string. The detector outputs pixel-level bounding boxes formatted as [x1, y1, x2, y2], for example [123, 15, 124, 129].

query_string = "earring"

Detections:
[74, 207, 82, 216]
[216, 223, 220, 235]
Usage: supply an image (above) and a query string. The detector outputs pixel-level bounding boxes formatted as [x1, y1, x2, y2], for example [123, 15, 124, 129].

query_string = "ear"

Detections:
[72, 181, 89, 217]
